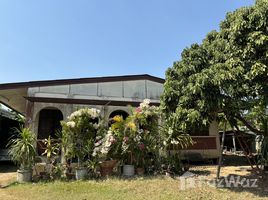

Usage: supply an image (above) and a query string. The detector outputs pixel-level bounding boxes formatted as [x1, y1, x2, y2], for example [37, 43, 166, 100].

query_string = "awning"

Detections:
[0, 88, 27, 115]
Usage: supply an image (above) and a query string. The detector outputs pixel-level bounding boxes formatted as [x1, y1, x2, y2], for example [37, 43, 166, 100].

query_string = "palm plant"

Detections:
[42, 135, 60, 163]
[7, 127, 36, 170]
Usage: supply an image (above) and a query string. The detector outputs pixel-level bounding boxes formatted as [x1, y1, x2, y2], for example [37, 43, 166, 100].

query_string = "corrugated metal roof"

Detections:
[0, 108, 17, 120]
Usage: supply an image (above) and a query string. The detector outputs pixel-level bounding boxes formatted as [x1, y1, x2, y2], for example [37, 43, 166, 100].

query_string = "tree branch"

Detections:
[235, 115, 264, 135]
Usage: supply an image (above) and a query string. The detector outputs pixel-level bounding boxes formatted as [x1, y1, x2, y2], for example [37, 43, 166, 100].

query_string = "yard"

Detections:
[1, 165, 268, 200]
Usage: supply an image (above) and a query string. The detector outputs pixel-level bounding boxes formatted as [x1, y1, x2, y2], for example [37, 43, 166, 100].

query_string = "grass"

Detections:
[1, 176, 268, 200]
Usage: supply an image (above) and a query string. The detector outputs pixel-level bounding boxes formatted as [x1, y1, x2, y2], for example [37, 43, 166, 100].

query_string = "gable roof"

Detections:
[0, 74, 165, 90]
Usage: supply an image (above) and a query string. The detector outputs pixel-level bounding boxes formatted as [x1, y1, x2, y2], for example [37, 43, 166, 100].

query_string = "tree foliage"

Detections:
[161, 0, 268, 135]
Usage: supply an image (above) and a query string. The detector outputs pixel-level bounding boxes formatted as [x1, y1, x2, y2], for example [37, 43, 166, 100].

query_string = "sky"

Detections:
[0, 0, 255, 84]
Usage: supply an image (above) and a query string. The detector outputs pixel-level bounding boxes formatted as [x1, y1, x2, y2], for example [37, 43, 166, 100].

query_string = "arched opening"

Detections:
[108, 110, 129, 127]
[37, 108, 63, 155]
[109, 110, 129, 120]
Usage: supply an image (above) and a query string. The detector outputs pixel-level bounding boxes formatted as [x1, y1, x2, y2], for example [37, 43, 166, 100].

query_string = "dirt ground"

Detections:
[0, 163, 256, 186]
[0, 162, 17, 187]
[190, 165, 252, 178]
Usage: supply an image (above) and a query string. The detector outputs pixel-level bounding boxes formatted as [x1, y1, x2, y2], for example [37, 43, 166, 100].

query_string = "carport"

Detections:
[0, 108, 21, 161]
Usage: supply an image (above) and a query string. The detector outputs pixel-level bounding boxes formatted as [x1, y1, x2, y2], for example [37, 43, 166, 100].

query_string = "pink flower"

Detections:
[123, 136, 129, 143]
[136, 107, 142, 113]
[138, 143, 145, 150]
[110, 137, 117, 144]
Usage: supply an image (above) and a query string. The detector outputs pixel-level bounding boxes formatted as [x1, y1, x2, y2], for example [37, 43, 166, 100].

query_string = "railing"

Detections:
[168, 136, 218, 150]
[185, 136, 217, 150]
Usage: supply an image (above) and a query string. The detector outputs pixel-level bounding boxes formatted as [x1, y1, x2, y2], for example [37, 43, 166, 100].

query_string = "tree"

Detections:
[161, 0, 268, 136]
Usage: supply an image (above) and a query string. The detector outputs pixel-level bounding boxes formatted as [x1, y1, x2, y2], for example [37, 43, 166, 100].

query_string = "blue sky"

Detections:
[0, 0, 254, 83]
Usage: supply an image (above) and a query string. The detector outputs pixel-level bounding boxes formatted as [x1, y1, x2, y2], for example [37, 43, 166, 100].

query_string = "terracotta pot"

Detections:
[136, 167, 145, 175]
[100, 160, 117, 176]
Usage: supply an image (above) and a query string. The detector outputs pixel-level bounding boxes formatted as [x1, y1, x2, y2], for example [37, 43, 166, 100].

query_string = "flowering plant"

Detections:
[131, 99, 160, 167]
[101, 99, 160, 166]
[89, 100, 160, 168]
[61, 108, 103, 167]
[92, 115, 124, 161]
[161, 112, 193, 150]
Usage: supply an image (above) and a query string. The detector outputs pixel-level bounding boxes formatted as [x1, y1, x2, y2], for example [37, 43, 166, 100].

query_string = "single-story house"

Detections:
[0, 74, 220, 160]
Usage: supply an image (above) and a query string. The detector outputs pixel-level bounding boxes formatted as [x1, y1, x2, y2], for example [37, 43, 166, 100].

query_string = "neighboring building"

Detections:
[0, 74, 220, 160]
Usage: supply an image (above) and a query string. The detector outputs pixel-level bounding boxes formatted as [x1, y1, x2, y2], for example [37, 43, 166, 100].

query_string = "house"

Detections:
[0, 74, 220, 160]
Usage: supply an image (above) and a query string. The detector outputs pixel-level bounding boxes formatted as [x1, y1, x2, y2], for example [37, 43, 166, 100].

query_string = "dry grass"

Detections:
[0, 175, 268, 200]
[1, 165, 268, 200]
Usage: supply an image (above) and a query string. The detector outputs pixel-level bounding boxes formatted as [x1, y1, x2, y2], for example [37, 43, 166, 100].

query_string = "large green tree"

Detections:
[161, 0, 268, 135]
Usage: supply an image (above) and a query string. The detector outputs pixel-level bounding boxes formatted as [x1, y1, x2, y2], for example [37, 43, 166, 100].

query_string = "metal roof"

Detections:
[0, 74, 165, 90]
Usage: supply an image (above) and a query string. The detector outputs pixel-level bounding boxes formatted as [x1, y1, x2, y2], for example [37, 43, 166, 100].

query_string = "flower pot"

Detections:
[123, 165, 135, 177]
[136, 167, 145, 176]
[75, 168, 88, 180]
[100, 160, 117, 176]
[45, 163, 53, 174]
[17, 169, 32, 183]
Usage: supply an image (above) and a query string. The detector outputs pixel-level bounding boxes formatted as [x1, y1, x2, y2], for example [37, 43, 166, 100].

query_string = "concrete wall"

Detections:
[179, 120, 220, 159]
[31, 102, 133, 138]
[28, 79, 163, 138]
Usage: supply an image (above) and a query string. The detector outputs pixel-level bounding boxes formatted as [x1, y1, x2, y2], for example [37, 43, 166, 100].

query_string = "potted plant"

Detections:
[93, 127, 120, 176]
[103, 115, 136, 177]
[136, 147, 145, 175]
[41, 135, 60, 179]
[121, 121, 137, 177]
[122, 154, 135, 177]
[61, 108, 101, 180]
[123, 99, 160, 176]
[7, 127, 36, 183]
[93, 115, 126, 176]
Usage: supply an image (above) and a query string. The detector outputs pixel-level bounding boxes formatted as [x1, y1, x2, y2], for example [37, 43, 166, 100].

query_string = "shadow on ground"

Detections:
[0, 161, 16, 173]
